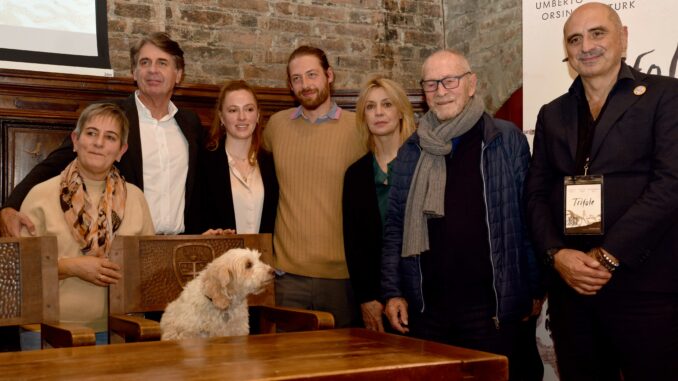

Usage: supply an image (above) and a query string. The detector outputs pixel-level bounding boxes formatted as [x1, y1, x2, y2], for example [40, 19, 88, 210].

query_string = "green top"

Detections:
[373, 155, 393, 227]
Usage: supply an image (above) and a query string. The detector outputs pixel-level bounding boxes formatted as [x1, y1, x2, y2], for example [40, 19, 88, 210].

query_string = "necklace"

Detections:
[226, 150, 249, 162]
[226, 149, 255, 182]
[236, 163, 255, 183]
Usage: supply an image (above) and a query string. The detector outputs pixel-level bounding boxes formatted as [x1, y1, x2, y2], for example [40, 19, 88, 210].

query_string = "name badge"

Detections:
[564, 175, 603, 235]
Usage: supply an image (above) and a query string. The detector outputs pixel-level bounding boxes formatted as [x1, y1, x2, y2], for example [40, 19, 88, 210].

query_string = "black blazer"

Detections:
[4, 94, 203, 233]
[197, 137, 278, 234]
[525, 64, 678, 292]
[342, 153, 384, 304]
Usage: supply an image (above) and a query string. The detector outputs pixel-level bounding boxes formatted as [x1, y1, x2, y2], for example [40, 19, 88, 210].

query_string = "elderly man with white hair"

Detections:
[381, 49, 542, 380]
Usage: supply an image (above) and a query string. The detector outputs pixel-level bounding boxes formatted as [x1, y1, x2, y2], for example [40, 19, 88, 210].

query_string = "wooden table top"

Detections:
[0, 328, 507, 380]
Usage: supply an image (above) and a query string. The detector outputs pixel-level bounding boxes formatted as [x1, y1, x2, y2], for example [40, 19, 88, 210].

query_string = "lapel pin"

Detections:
[633, 85, 646, 96]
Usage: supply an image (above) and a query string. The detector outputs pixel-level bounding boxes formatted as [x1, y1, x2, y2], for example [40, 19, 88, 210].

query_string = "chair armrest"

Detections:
[109, 314, 161, 342]
[249, 305, 334, 334]
[41, 322, 96, 347]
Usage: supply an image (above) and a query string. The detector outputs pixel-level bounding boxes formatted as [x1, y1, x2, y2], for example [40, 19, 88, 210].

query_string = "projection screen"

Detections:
[0, 0, 112, 76]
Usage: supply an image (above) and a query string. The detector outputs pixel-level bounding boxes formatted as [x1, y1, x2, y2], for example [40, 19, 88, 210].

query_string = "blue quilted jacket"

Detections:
[380, 113, 542, 324]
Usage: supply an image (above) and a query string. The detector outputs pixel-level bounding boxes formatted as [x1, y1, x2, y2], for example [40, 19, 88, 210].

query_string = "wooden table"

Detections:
[0, 328, 507, 380]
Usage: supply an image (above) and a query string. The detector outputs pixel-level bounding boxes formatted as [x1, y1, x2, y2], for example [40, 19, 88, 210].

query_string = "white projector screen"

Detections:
[0, 0, 112, 76]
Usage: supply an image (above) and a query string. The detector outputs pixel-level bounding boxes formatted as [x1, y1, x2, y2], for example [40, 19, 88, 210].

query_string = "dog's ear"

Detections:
[202, 264, 232, 310]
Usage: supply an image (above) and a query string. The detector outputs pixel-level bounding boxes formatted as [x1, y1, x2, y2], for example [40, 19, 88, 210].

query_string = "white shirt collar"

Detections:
[134, 90, 178, 122]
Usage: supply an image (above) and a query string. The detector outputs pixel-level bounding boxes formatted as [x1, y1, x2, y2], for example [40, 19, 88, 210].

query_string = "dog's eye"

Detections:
[245, 260, 253, 269]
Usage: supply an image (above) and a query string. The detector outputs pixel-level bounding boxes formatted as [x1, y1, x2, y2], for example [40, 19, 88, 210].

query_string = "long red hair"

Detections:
[206, 80, 261, 165]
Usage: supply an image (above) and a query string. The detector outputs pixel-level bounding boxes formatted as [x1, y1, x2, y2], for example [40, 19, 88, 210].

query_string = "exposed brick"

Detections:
[243, 64, 286, 82]
[214, 30, 264, 48]
[399, 0, 418, 13]
[300, 38, 348, 53]
[321, 0, 381, 8]
[105, 0, 521, 109]
[180, 9, 233, 26]
[332, 24, 377, 40]
[108, 37, 130, 52]
[298, 5, 348, 23]
[351, 40, 369, 53]
[398, 46, 414, 59]
[130, 21, 165, 35]
[184, 46, 233, 61]
[239, 14, 259, 28]
[273, 3, 295, 15]
[403, 30, 438, 47]
[111, 57, 131, 75]
[419, 18, 437, 33]
[384, 0, 398, 12]
[233, 50, 255, 63]
[418, 2, 443, 18]
[264, 50, 290, 65]
[200, 63, 241, 80]
[384, 28, 399, 42]
[108, 19, 128, 33]
[386, 13, 415, 28]
[268, 18, 312, 35]
[165, 26, 212, 44]
[114, 3, 151, 19]
[348, 10, 374, 25]
[216, 0, 268, 12]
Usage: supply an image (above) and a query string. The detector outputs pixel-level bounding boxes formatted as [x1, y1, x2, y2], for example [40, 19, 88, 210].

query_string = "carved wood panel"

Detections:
[0, 237, 58, 327]
[1, 119, 73, 204]
[0, 241, 21, 320]
[109, 234, 274, 315]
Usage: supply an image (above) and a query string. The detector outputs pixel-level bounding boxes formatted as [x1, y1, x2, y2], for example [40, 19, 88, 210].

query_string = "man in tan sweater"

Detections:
[263, 46, 366, 327]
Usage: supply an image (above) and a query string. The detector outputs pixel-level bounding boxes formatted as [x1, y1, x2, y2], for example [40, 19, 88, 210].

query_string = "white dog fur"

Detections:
[160, 248, 274, 340]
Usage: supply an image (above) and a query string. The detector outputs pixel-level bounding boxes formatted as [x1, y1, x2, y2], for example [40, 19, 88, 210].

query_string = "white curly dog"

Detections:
[160, 248, 275, 340]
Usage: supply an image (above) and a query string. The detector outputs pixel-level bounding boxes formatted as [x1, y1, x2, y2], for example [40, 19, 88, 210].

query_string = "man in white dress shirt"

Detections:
[0, 32, 202, 236]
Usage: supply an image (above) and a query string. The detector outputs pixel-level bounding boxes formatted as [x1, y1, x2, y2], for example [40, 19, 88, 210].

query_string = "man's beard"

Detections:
[296, 85, 330, 110]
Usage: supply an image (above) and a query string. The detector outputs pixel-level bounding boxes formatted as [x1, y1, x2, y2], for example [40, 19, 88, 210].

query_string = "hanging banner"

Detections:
[523, 1, 678, 380]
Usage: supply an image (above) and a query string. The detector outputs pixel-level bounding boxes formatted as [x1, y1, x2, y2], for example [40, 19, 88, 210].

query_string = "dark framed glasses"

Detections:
[420, 72, 472, 92]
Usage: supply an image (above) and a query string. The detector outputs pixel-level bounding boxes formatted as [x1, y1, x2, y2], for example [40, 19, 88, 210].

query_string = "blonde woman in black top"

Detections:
[342, 77, 416, 331]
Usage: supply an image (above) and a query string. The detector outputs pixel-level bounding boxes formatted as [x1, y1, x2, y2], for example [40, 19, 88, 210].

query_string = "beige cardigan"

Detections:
[21, 175, 154, 332]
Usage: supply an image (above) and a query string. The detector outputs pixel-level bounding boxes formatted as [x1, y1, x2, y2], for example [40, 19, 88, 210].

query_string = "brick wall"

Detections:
[443, 0, 522, 112]
[108, 0, 521, 112]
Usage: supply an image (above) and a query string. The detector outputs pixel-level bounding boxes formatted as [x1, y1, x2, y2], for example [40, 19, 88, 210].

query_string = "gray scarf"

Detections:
[402, 95, 485, 257]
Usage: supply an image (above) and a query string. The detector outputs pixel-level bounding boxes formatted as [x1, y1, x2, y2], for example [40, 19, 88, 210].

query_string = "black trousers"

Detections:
[549, 279, 678, 381]
[0, 326, 20, 352]
[408, 302, 530, 380]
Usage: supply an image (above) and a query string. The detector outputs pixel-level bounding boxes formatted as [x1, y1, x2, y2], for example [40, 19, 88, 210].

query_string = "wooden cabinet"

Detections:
[1, 119, 72, 202]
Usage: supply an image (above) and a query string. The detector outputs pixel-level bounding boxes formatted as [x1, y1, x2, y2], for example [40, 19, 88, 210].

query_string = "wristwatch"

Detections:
[544, 247, 562, 267]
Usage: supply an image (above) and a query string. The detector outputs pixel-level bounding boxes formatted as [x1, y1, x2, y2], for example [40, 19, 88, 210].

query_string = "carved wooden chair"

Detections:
[108, 234, 334, 343]
[0, 237, 95, 349]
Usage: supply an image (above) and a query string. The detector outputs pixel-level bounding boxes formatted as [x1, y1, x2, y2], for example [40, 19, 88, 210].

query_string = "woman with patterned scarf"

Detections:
[20, 103, 155, 348]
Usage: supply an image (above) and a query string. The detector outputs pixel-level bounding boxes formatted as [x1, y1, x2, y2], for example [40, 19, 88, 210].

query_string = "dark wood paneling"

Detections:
[0, 68, 427, 205]
[1, 121, 72, 202]
[0, 68, 427, 127]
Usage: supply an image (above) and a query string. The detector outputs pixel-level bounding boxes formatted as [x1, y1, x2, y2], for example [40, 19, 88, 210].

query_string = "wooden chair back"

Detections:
[0, 237, 94, 348]
[0, 237, 58, 327]
[109, 234, 275, 317]
[109, 234, 333, 342]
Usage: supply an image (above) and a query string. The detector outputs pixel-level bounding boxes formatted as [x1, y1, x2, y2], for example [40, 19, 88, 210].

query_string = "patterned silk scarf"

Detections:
[60, 160, 127, 257]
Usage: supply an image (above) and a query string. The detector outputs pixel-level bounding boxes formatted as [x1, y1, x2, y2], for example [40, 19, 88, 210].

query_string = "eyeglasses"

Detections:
[420, 72, 472, 92]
